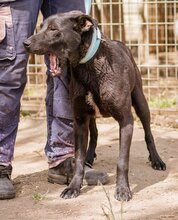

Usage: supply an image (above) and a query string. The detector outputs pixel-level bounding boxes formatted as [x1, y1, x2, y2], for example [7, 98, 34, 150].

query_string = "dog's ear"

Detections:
[74, 15, 97, 33]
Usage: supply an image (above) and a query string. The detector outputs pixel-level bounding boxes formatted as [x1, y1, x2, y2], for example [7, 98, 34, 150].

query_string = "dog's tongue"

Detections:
[49, 54, 61, 76]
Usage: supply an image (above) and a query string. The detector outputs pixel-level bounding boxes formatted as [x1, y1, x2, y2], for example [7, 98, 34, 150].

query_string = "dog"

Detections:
[24, 10, 166, 201]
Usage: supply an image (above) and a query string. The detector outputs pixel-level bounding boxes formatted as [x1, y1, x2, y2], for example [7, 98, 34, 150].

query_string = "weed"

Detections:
[32, 189, 49, 202]
[101, 184, 124, 220]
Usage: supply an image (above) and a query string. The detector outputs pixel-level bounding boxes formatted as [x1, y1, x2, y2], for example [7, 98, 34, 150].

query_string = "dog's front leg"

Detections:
[60, 96, 89, 199]
[115, 114, 133, 202]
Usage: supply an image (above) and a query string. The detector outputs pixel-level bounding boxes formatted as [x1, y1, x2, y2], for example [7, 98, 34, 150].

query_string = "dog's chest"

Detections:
[85, 91, 111, 117]
[75, 61, 114, 116]
[85, 92, 100, 115]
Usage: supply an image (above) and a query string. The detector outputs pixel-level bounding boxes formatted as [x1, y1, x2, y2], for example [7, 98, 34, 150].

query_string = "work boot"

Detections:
[0, 165, 15, 199]
[48, 157, 109, 185]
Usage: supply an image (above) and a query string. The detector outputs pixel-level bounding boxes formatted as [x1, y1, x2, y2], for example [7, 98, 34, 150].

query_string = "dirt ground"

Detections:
[0, 117, 178, 220]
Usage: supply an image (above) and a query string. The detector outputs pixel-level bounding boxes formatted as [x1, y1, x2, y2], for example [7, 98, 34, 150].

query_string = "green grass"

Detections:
[149, 97, 177, 108]
[20, 110, 31, 117]
[23, 88, 38, 97]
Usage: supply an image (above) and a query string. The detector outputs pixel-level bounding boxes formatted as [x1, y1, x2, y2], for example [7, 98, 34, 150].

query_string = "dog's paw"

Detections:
[151, 159, 166, 171]
[148, 154, 166, 171]
[114, 187, 132, 202]
[60, 187, 80, 199]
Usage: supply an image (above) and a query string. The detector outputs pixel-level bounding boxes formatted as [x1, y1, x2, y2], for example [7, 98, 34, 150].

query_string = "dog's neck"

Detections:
[79, 27, 101, 64]
[68, 27, 105, 68]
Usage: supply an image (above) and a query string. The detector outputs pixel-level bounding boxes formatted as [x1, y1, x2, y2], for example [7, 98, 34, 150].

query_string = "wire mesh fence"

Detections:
[22, 0, 178, 114]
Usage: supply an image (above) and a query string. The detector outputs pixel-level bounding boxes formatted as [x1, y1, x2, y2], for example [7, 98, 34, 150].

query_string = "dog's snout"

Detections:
[23, 39, 31, 48]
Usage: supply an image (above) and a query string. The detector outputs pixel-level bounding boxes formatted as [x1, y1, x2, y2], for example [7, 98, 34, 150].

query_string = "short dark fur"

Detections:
[24, 10, 166, 201]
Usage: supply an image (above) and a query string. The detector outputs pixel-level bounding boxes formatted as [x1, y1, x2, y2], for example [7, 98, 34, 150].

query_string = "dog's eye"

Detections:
[48, 25, 57, 31]
[50, 27, 57, 31]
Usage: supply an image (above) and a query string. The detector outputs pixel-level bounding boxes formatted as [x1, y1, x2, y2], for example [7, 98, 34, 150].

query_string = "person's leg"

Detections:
[41, 0, 109, 185]
[41, 0, 86, 168]
[0, 0, 42, 199]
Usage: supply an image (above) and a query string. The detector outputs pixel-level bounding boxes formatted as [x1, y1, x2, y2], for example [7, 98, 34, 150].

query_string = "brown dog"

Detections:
[24, 10, 166, 201]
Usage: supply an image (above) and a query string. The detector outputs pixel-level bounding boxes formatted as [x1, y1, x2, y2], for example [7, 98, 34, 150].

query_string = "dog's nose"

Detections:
[23, 39, 31, 48]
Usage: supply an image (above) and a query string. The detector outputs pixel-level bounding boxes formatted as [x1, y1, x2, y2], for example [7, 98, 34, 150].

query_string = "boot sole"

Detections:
[48, 172, 109, 186]
[0, 192, 15, 200]
[48, 174, 70, 185]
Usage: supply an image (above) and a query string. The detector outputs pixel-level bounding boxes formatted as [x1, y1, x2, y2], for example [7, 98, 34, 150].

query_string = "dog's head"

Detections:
[24, 10, 97, 76]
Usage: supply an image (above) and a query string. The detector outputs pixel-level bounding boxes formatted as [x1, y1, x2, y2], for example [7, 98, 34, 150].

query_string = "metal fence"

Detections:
[22, 0, 178, 114]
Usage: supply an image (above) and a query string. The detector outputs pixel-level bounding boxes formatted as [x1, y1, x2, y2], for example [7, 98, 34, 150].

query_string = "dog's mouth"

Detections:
[49, 53, 62, 76]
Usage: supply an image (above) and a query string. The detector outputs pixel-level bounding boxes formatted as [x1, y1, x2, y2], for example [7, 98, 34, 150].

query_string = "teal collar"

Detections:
[79, 27, 101, 64]
[85, 0, 92, 15]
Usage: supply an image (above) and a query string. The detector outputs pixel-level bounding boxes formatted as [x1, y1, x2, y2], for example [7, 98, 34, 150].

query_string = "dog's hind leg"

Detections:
[85, 117, 98, 167]
[131, 84, 166, 171]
